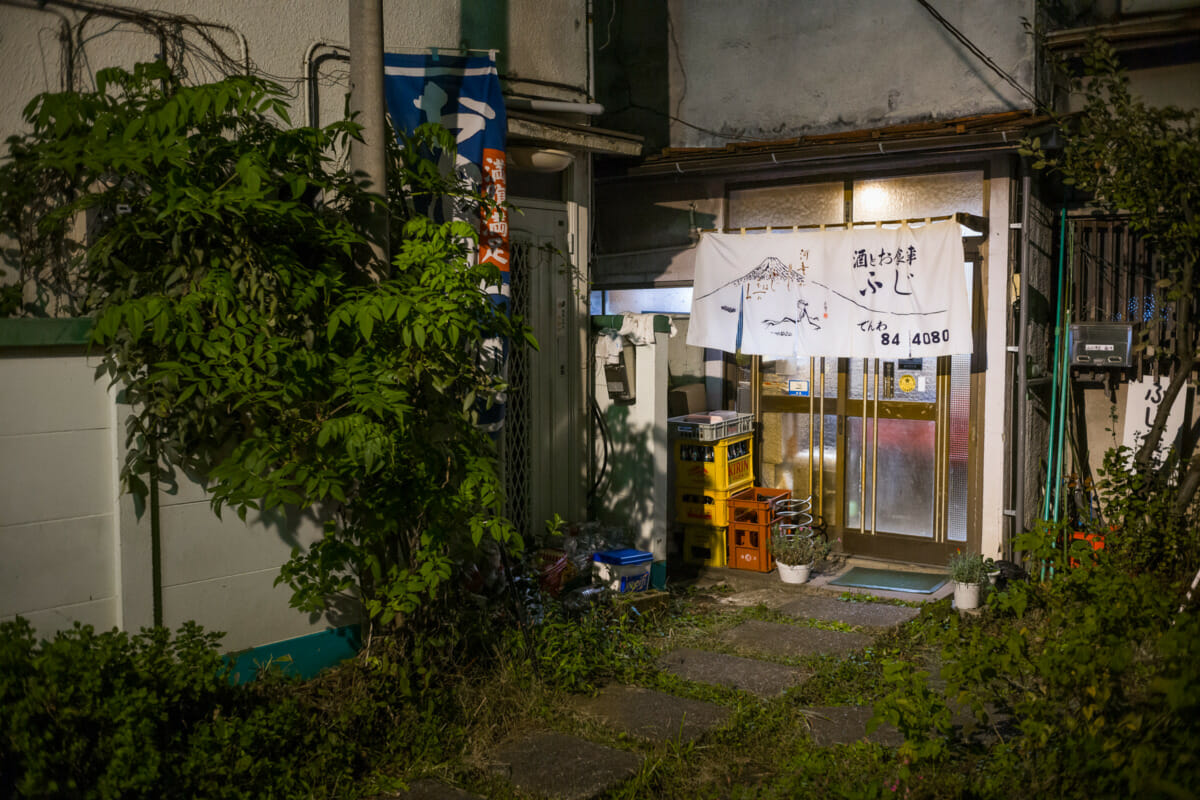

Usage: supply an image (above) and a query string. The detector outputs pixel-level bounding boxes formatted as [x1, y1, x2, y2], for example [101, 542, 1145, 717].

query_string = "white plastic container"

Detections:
[592, 548, 653, 593]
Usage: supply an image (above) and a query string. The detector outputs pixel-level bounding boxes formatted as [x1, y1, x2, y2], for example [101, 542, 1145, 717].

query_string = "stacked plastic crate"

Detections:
[669, 412, 755, 568]
[727, 486, 792, 572]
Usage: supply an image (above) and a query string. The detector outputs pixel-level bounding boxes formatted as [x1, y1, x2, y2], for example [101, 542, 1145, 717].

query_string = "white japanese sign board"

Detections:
[1123, 377, 1192, 463]
[687, 221, 972, 358]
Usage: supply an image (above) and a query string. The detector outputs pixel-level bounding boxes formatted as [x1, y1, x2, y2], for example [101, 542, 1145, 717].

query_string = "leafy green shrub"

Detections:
[1096, 445, 1199, 580]
[0, 618, 357, 799]
[935, 564, 1200, 797]
[504, 598, 653, 693]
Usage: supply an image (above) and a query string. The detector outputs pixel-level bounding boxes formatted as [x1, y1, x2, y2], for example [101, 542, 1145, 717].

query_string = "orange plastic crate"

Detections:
[674, 433, 754, 492]
[729, 486, 791, 525]
[728, 520, 776, 573]
[1069, 531, 1106, 567]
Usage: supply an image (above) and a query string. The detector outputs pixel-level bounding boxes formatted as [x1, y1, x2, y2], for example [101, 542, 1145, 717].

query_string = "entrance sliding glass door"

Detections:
[757, 349, 975, 564]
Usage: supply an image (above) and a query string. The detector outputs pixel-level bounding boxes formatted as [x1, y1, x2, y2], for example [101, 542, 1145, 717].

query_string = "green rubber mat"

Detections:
[828, 567, 948, 594]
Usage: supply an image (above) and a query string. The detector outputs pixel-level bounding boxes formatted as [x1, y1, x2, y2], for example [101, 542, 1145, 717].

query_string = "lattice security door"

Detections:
[502, 239, 533, 538]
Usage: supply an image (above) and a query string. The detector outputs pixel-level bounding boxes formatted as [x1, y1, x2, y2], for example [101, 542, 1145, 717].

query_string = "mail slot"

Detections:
[1068, 322, 1133, 367]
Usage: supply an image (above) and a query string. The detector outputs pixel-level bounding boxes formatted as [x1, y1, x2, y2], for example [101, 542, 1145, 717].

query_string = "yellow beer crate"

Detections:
[682, 525, 727, 567]
[673, 433, 754, 492]
[674, 486, 741, 527]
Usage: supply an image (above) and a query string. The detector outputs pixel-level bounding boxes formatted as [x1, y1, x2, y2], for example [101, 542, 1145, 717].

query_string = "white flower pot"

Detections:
[778, 562, 812, 585]
[954, 580, 982, 610]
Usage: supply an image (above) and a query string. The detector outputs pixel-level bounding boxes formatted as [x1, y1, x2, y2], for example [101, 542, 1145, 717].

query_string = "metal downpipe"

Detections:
[1014, 170, 1032, 560]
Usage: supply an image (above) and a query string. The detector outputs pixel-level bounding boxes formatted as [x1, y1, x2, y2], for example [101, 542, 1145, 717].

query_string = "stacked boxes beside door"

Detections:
[670, 412, 755, 567]
[727, 486, 791, 572]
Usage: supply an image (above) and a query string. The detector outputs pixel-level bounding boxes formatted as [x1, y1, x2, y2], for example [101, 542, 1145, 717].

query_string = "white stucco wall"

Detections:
[594, 318, 669, 560]
[0, 1, 591, 140]
[663, 0, 1037, 147]
[0, 353, 119, 635]
[0, 348, 338, 650]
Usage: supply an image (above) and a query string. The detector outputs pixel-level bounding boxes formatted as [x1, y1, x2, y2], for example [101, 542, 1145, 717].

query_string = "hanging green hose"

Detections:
[1041, 209, 1069, 580]
[1042, 209, 1067, 521]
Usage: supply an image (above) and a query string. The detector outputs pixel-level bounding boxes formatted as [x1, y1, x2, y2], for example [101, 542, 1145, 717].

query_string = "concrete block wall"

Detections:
[0, 342, 341, 652]
[0, 352, 120, 634]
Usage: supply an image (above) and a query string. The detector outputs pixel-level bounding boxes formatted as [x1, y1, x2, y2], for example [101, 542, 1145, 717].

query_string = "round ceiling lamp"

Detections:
[508, 146, 574, 173]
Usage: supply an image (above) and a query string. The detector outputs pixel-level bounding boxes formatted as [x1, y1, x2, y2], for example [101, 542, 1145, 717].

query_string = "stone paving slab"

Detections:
[491, 731, 641, 800]
[659, 647, 807, 697]
[719, 619, 872, 660]
[385, 778, 486, 800]
[779, 595, 920, 629]
[802, 706, 904, 747]
[573, 684, 732, 744]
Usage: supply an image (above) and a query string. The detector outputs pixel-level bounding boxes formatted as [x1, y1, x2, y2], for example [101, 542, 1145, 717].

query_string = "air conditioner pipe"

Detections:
[506, 98, 604, 115]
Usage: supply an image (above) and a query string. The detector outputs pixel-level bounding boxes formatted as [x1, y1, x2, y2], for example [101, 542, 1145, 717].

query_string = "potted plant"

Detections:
[771, 530, 831, 584]
[948, 550, 988, 610]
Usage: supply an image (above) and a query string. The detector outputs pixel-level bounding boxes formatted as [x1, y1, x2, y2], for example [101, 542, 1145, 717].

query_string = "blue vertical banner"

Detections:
[383, 52, 510, 433]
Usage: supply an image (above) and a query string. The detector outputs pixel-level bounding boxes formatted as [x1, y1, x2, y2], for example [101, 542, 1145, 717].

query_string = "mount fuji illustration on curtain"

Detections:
[686, 221, 972, 358]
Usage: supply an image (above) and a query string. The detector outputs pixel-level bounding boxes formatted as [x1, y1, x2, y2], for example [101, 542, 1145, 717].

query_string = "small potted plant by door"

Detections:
[948, 550, 988, 610]
[772, 530, 831, 585]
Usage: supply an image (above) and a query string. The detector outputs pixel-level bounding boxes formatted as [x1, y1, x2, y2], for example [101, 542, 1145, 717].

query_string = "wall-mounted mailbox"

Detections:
[604, 342, 636, 402]
[1069, 322, 1133, 367]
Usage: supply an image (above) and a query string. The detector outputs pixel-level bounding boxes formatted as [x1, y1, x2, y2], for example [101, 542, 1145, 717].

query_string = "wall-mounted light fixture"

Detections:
[507, 146, 575, 173]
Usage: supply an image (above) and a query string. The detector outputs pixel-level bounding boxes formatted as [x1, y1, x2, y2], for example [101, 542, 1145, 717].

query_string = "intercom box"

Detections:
[1068, 322, 1133, 367]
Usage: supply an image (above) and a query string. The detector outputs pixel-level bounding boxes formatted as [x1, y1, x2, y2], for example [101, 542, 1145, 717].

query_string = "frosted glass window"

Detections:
[947, 353, 971, 542]
[591, 287, 693, 315]
[853, 171, 983, 222]
[845, 417, 936, 537]
[761, 412, 839, 529]
[728, 182, 844, 229]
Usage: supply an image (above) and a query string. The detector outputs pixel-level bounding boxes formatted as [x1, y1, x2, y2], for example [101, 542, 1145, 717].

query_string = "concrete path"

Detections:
[720, 619, 873, 659]
[386, 778, 487, 800]
[802, 706, 904, 747]
[658, 647, 809, 697]
[479, 567, 964, 797]
[779, 594, 920, 630]
[572, 684, 732, 744]
[491, 731, 642, 800]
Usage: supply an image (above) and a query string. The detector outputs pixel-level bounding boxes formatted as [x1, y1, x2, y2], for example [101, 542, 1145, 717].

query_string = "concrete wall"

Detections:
[0, 351, 119, 634]
[0, 1, 591, 142]
[593, 317, 669, 561]
[0, 343, 341, 651]
[660, 0, 1036, 148]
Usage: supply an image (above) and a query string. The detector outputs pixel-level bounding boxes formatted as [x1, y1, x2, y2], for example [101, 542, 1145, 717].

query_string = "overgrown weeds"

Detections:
[6, 564, 1197, 798]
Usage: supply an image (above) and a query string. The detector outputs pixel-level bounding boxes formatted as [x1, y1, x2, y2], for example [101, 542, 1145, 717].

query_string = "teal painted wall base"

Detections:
[651, 560, 667, 589]
[226, 624, 362, 684]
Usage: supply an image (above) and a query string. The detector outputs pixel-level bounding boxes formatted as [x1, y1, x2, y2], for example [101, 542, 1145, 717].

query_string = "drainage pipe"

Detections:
[1014, 170, 1032, 559]
[347, 0, 389, 279]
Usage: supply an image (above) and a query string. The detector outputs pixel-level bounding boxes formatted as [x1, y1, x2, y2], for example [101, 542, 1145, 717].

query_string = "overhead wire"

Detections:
[912, 0, 1047, 113]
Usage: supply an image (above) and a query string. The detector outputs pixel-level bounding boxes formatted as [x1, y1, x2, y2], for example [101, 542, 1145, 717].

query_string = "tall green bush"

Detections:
[0, 62, 532, 639]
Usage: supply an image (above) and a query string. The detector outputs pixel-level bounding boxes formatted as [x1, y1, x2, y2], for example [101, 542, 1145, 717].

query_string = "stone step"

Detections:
[491, 731, 642, 800]
[779, 595, 920, 630]
[384, 778, 486, 800]
[720, 619, 872, 660]
[572, 684, 732, 744]
[659, 647, 808, 697]
[802, 706, 904, 747]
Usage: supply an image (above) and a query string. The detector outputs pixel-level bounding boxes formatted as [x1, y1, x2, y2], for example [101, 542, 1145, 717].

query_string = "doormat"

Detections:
[828, 567, 948, 594]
